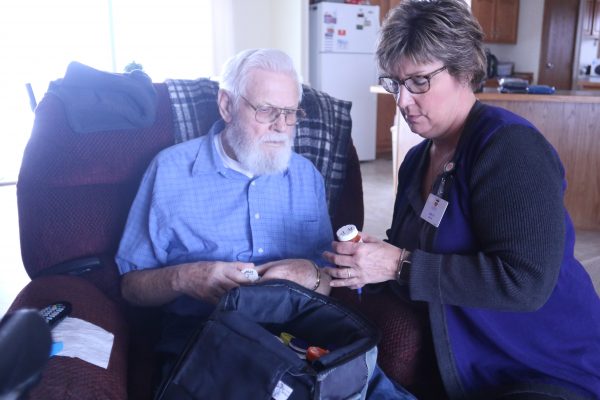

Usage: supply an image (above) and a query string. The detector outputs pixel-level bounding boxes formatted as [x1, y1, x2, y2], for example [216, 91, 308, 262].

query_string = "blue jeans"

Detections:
[362, 345, 416, 399]
[367, 364, 417, 400]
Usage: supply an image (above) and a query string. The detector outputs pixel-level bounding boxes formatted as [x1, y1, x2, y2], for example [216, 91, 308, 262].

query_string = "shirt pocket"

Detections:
[283, 214, 323, 258]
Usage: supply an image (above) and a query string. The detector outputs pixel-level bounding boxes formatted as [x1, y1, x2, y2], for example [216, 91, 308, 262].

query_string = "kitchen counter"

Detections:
[476, 87, 600, 102]
[576, 76, 600, 90]
[476, 89, 600, 230]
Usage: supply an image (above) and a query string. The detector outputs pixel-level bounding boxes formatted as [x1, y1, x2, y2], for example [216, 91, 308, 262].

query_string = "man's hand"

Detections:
[121, 260, 256, 307]
[175, 261, 256, 304]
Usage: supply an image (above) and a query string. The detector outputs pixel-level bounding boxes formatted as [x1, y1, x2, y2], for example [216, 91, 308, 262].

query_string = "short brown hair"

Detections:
[376, 0, 486, 91]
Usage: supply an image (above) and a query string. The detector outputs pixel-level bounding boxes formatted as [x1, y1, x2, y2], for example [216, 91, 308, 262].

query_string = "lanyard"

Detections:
[435, 161, 456, 198]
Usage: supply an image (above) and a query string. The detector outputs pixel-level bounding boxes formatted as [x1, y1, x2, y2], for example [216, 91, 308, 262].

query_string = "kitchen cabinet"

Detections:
[477, 89, 600, 230]
[596, 1, 600, 37]
[369, 0, 404, 157]
[483, 71, 534, 87]
[472, 0, 519, 43]
[582, 0, 600, 37]
[577, 77, 600, 90]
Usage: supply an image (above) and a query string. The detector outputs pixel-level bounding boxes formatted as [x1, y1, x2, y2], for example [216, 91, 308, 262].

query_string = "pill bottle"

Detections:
[336, 224, 363, 243]
[335, 224, 364, 300]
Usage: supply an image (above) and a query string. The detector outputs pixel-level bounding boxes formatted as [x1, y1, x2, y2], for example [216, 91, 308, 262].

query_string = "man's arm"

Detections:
[121, 260, 256, 306]
[255, 259, 332, 295]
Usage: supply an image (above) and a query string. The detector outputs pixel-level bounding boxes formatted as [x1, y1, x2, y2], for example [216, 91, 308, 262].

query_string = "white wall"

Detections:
[270, 0, 309, 82]
[484, 0, 544, 83]
[227, 0, 309, 82]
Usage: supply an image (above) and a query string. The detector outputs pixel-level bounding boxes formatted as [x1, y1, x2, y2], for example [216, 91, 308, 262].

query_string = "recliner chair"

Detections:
[7, 68, 429, 399]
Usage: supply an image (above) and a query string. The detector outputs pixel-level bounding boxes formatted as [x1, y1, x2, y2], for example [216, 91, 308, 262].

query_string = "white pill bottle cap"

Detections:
[336, 224, 360, 242]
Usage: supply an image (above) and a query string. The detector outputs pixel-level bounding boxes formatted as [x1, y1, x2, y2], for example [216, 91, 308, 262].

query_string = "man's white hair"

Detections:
[219, 48, 303, 104]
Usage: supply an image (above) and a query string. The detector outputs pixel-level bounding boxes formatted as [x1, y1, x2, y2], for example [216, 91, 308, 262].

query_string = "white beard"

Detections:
[225, 118, 294, 175]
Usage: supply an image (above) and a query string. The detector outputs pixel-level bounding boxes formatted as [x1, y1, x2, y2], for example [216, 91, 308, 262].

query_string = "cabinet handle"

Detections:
[546, 62, 554, 69]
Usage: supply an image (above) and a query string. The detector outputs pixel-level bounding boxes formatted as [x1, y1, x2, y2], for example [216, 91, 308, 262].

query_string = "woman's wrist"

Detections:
[395, 248, 412, 285]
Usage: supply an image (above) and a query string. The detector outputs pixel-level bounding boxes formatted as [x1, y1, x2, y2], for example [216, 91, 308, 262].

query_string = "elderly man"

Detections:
[115, 47, 333, 377]
[117, 48, 332, 301]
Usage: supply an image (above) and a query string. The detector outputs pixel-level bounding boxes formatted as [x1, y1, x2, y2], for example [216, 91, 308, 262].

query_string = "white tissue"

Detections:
[51, 316, 114, 369]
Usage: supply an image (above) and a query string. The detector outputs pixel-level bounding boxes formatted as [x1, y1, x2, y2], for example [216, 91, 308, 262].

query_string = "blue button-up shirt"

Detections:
[116, 120, 333, 316]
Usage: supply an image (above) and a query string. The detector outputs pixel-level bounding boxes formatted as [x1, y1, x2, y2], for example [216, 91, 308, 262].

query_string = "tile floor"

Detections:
[0, 159, 599, 316]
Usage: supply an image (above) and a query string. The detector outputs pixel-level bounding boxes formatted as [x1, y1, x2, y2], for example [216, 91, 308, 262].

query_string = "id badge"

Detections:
[420, 193, 448, 228]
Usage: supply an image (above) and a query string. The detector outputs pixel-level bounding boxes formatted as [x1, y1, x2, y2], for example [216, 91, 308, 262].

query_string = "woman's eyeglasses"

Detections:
[379, 66, 447, 95]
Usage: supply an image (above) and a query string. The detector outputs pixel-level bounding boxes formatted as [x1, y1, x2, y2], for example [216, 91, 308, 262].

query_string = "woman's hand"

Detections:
[322, 232, 402, 289]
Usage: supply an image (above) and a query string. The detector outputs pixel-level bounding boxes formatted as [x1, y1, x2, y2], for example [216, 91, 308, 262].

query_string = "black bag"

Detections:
[156, 280, 381, 400]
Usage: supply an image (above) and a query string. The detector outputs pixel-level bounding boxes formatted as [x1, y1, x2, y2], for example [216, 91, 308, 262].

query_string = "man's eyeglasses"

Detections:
[379, 66, 447, 95]
[241, 95, 306, 126]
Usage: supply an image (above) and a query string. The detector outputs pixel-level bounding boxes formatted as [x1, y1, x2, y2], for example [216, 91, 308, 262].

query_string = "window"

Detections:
[0, 0, 214, 182]
[111, 0, 214, 81]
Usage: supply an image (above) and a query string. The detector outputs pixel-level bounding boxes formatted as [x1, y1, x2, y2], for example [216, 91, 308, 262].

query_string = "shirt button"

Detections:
[255, 213, 260, 219]
[251, 181, 256, 186]
[258, 248, 264, 254]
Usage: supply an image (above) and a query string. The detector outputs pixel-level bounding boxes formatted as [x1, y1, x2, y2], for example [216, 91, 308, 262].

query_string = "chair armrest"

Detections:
[33, 256, 103, 278]
[8, 275, 129, 400]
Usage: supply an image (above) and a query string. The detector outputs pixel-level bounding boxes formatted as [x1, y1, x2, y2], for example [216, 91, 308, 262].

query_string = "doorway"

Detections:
[538, 0, 580, 89]
[370, 0, 403, 159]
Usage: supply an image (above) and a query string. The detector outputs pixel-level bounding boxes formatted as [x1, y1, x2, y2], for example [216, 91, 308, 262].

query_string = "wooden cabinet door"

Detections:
[582, 0, 595, 35]
[538, 0, 578, 89]
[472, 0, 519, 43]
[370, 0, 404, 28]
[367, 0, 403, 157]
[494, 0, 519, 42]
[472, 0, 496, 41]
[593, 0, 600, 37]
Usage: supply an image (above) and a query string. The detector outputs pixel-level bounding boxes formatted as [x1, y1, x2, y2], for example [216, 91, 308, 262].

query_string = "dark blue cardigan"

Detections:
[390, 102, 600, 399]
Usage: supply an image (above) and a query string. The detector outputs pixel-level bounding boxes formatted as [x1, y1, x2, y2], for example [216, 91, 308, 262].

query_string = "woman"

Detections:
[323, 1, 600, 399]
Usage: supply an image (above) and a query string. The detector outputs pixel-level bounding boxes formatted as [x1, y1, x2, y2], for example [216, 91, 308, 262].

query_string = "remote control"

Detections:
[39, 301, 72, 328]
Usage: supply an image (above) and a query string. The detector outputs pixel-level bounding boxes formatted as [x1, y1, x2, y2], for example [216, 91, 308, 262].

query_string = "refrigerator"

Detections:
[309, 2, 380, 161]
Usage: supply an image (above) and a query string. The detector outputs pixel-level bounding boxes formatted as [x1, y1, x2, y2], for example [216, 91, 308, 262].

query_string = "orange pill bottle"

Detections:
[336, 224, 363, 243]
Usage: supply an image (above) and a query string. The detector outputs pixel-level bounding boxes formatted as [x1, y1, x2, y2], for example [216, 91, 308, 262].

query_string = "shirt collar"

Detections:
[214, 132, 254, 178]
[191, 119, 230, 177]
